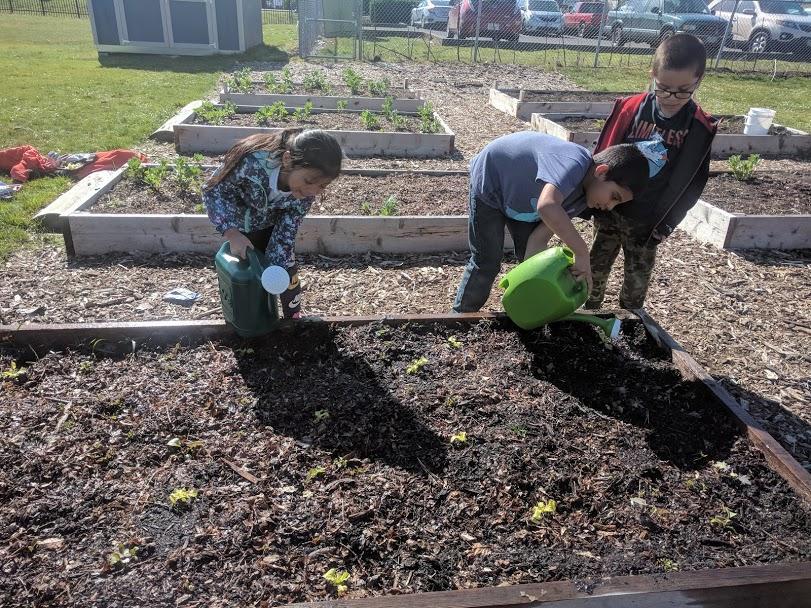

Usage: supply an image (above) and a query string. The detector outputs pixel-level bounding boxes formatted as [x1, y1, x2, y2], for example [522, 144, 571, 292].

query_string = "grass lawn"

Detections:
[0, 16, 295, 260]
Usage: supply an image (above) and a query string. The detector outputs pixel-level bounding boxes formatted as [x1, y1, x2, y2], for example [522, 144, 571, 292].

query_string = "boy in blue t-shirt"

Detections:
[453, 132, 649, 313]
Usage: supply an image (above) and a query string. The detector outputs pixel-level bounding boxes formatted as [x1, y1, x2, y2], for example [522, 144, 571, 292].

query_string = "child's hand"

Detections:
[224, 229, 254, 259]
[571, 254, 593, 294]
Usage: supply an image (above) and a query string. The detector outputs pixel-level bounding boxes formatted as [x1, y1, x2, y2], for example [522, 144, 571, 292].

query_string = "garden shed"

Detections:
[87, 0, 263, 55]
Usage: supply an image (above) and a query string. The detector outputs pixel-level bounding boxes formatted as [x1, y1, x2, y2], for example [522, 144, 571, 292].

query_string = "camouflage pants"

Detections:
[585, 211, 659, 310]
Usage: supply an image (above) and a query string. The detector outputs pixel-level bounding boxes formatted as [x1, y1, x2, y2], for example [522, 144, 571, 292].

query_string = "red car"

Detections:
[446, 0, 523, 41]
[564, 1, 606, 37]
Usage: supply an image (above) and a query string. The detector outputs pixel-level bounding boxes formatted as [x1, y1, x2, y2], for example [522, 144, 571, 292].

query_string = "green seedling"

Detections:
[450, 431, 467, 445]
[107, 543, 138, 568]
[302, 69, 329, 92]
[169, 487, 198, 508]
[143, 160, 170, 191]
[196, 101, 237, 126]
[307, 466, 326, 481]
[323, 568, 350, 595]
[389, 111, 407, 130]
[126, 157, 146, 181]
[359, 200, 373, 215]
[368, 78, 390, 96]
[530, 499, 557, 522]
[359, 109, 380, 131]
[292, 101, 314, 122]
[709, 506, 737, 529]
[381, 96, 395, 120]
[444, 395, 459, 407]
[194, 203, 205, 214]
[256, 102, 289, 125]
[728, 153, 760, 181]
[314, 409, 330, 422]
[336, 100, 349, 110]
[510, 424, 528, 437]
[334, 456, 349, 469]
[447, 336, 462, 349]
[174, 157, 203, 192]
[167, 437, 204, 453]
[659, 558, 679, 572]
[379, 195, 398, 216]
[418, 102, 440, 134]
[281, 66, 294, 93]
[342, 68, 364, 95]
[226, 67, 252, 93]
[594, 119, 606, 130]
[2, 361, 27, 380]
[192, 153, 205, 163]
[264, 72, 280, 93]
[78, 360, 93, 374]
[406, 356, 428, 374]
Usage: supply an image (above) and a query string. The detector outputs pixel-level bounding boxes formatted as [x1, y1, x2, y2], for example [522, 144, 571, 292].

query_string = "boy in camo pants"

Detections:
[584, 34, 718, 310]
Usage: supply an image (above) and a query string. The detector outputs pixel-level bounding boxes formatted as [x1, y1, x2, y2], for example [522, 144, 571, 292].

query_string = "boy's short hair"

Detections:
[652, 33, 707, 79]
[593, 144, 649, 198]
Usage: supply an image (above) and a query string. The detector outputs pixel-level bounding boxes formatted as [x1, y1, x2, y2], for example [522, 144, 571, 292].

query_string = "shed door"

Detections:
[117, 0, 167, 45]
[166, 0, 217, 49]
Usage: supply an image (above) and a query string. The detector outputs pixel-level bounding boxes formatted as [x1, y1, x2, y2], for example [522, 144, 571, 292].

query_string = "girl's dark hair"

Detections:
[205, 128, 343, 189]
[593, 143, 649, 198]
[652, 33, 707, 79]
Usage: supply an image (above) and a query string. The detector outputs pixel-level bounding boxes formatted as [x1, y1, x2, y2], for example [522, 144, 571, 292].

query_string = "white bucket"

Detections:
[743, 107, 776, 136]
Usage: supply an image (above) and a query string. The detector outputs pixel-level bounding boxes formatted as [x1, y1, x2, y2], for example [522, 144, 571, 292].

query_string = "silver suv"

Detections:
[709, 0, 811, 52]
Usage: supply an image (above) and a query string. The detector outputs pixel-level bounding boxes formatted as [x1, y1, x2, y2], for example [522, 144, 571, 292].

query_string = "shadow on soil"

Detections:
[234, 322, 448, 476]
[732, 248, 811, 268]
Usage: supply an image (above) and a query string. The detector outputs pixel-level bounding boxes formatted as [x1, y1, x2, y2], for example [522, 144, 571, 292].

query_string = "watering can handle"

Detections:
[246, 247, 267, 279]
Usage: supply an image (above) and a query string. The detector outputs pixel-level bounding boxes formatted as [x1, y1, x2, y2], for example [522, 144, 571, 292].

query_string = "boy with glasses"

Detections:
[584, 33, 719, 310]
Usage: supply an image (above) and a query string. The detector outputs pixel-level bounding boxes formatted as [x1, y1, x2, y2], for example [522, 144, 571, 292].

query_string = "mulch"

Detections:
[2, 319, 809, 606]
[521, 90, 627, 102]
[717, 115, 795, 136]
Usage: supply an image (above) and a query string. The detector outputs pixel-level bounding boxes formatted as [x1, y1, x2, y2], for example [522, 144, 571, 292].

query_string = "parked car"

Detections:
[604, 0, 728, 49]
[411, 0, 453, 28]
[564, 1, 606, 36]
[521, 0, 565, 35]
[708, 0, 811, 52]
[446, 0, 523, 40]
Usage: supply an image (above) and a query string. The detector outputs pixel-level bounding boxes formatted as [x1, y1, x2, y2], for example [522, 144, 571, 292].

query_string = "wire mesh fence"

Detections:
[1, 0, 87, 17]
[295, 0, 811, 76]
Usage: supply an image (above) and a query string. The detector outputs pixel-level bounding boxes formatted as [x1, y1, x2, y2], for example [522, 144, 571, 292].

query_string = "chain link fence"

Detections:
[294, 0, 811, 75]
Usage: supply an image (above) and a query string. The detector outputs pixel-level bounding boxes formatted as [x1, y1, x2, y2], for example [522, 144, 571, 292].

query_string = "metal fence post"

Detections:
[593, 0, 609, 68]
[714, 0, 739, 70]
[473, 0, 483, 62]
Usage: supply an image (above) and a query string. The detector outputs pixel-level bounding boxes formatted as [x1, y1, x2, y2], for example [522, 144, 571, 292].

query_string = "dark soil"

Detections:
[520, 91, 627, 102]
[703, 172, 811, 215]
[253, 84, 416, 99]
[717, 116, 794, 136]
[552, 117, 605, 132]
[316, 174, 468, 215]
[93, 177, 206, 215]
[1, 319, 810, 607]
[208, 111, 425, 133]
[90, 174, 469, 216]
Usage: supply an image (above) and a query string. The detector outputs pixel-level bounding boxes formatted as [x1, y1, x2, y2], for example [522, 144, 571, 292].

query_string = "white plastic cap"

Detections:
[261, 265, 290, 294]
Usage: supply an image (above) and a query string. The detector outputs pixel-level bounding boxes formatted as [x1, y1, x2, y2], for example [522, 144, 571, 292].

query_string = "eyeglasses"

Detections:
[652, 80, 698, 100]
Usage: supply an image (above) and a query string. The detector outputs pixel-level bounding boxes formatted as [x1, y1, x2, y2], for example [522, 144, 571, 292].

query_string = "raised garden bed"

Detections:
[1, 312, 810, 606]
[530, 113, 811, 159]
[679, 171, 811, 249]
[489, 87, 631, 121]
[205, 109, 424, 133]
[174, 103, 455, 157]
[39, 166, 483, 257]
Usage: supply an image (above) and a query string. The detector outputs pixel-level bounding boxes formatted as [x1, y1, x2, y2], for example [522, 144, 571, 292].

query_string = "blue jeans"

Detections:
[453, 191, 540, 312]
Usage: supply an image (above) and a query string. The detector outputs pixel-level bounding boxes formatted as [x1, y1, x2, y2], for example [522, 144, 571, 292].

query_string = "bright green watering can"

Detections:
[499, 246, 621, 339]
